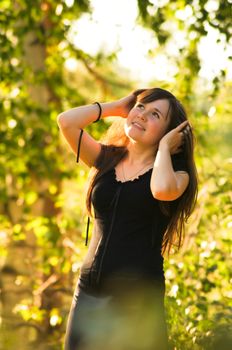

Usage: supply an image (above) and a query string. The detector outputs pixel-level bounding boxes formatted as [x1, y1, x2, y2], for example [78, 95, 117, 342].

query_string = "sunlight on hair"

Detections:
[101, 118, 128, 146]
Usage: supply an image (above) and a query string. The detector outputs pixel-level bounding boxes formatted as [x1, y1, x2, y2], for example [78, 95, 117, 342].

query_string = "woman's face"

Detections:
[124, 99, 171, 146]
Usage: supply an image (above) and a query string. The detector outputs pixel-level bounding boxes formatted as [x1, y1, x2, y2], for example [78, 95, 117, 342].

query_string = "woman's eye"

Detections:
[152, 112, 159, 118]
[136, 104, 144, 109]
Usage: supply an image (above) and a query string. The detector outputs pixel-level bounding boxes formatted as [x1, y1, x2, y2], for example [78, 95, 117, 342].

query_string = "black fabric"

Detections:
[65, 286, 169, 350]
[67, 141, 188, 349]
[78, 149, 188, 297]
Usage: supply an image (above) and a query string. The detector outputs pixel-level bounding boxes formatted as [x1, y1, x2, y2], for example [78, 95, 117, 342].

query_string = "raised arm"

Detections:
[150, 121, 190, 201]
[57, 95, 134, 168]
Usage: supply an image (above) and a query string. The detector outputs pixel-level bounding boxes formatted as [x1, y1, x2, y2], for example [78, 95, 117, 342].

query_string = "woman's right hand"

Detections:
[113, 93, 137, 118]
[114, 89, 146, 118]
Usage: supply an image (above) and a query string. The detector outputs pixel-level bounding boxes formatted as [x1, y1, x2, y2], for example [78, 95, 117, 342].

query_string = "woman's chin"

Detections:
[125, 125, 141, 138]
[124, 130, 140, 142]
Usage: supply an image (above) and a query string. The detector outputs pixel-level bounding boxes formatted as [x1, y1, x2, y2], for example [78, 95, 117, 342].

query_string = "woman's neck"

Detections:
[126, 142, 158, 166]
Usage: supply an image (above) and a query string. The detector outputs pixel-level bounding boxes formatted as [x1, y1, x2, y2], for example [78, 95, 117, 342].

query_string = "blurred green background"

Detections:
[0, 0, 231, 349]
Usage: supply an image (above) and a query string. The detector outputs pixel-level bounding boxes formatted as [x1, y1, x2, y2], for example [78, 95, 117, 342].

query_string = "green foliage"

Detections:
[136, 0, 232, 96]
[164, 85, 232, 349]
[137, 0, 232, 42]
[0, 1, 231, 349]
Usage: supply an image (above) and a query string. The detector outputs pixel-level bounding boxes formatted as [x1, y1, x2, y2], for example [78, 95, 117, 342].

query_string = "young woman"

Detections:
[57, 88, 198, 350]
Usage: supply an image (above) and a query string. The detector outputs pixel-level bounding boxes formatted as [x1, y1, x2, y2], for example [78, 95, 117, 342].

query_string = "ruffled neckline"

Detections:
[113, 167, 153, 184]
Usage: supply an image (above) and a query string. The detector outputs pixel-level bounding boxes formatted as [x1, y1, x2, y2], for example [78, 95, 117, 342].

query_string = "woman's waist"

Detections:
[79, 261, 165, 294]
[78, 270, 165, 298]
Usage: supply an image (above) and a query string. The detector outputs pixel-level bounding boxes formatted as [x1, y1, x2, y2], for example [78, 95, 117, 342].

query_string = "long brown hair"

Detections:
[86, 88, 198, 255]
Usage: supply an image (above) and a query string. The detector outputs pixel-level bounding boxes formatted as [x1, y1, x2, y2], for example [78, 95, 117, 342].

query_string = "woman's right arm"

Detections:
[57, 95, 136, 168]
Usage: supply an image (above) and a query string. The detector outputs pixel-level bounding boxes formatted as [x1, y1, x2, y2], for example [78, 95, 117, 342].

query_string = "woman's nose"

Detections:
[137, 110, 146, 121]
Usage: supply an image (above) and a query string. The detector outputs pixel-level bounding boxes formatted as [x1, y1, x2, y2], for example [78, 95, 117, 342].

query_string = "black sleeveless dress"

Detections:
[65, 145, 187, 350]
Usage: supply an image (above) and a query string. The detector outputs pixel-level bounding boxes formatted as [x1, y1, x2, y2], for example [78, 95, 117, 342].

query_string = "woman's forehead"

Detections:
[141, 99, 170, 118]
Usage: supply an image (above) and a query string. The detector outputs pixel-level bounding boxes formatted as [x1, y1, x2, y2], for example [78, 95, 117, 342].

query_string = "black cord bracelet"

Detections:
[92, 102, 102, 123]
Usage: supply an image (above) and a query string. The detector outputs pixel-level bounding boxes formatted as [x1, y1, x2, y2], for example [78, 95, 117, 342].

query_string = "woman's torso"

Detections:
[78, 166, 171, 297]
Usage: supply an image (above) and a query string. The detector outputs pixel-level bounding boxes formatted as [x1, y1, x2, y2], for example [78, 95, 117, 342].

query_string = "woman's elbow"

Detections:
[151, 186, 180, 201]
[57, 113, 67, 128]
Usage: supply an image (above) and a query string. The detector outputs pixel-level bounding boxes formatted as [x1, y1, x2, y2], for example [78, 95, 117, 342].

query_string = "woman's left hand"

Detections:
[159, 120, 191, 154]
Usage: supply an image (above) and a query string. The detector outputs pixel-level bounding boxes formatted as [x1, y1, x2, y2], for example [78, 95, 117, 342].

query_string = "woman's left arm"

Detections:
[150, 121, 190, 201]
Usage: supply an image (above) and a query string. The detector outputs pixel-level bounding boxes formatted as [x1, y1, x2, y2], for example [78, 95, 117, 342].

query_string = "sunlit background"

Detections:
[66, 0, 232, 84]
[1, 0, 232, 349]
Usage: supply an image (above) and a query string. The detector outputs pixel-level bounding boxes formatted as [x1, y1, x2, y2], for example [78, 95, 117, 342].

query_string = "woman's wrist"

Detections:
[158, 141, 170, 153]
[92, 102, 102, 122]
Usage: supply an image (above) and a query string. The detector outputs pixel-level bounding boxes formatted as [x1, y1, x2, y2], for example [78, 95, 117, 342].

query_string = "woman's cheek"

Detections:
[149, 124, 164, 144]
[126, 111, 135, 123]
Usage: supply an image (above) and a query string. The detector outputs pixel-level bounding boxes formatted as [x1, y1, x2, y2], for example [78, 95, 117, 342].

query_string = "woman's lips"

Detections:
[132, 122, 145, 131]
